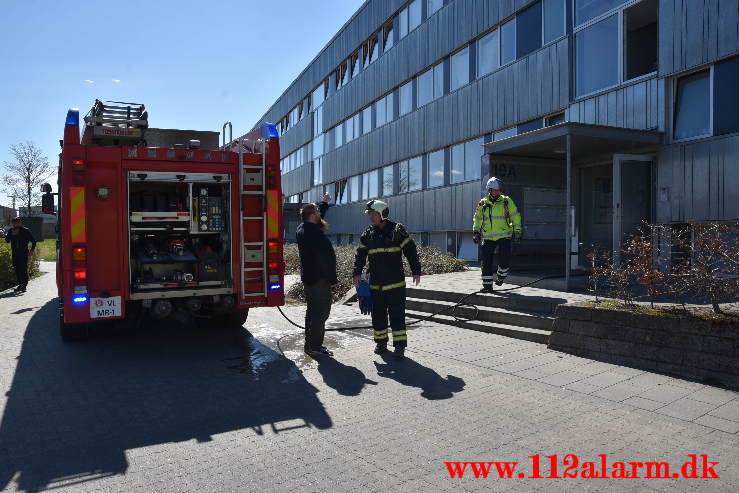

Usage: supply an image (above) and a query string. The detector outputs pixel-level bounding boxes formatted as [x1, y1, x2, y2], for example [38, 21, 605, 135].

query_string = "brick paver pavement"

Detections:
[0, 264, 738, 492]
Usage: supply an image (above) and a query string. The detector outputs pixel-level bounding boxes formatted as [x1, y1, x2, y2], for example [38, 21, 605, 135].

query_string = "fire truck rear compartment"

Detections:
[127, 172, 234, 317]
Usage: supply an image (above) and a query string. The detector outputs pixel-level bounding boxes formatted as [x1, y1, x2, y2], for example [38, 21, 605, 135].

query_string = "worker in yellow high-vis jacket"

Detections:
[472, 177, 522, 292]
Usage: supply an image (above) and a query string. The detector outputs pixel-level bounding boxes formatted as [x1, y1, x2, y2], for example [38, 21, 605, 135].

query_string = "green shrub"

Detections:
[0, 242, 41, 291]
[284, 243, 467, 303]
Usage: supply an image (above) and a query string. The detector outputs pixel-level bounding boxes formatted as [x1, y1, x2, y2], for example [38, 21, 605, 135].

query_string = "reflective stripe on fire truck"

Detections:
[266, 189, 279, 238]
[70, 186, 86, 242]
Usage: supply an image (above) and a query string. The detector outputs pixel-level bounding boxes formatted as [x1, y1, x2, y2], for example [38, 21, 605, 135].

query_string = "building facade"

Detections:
[249, 0, 739, 283]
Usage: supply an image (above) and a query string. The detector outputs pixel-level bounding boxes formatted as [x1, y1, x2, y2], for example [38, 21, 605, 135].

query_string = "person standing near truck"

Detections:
[5, 217, 36, 294]
[296, 194, 336, 357]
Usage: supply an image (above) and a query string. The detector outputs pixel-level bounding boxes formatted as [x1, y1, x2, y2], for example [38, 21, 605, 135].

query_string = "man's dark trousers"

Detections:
[304, 279, 332, 351]
[12, 250, 29, 290]
[481, 238, 511, 288]
[370, 287, 407, 349]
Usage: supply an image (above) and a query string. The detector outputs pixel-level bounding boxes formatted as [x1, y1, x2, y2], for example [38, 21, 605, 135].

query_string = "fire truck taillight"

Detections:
[268, 241, 279, 255]
[71, 159, 84, 170]
[72, 247, 86, 261]
[73, 270, 87, 281]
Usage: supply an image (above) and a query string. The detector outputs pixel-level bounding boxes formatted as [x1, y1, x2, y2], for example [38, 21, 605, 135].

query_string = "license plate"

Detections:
[90, 296, 122, 318]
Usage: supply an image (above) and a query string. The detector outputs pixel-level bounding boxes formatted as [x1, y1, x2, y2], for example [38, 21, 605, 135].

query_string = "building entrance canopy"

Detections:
[483, 123, 663, 290]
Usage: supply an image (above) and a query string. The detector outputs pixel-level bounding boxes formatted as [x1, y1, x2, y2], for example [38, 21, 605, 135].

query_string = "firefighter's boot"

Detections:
[393, 346, 405, 360]
[374, 342, 388, 355]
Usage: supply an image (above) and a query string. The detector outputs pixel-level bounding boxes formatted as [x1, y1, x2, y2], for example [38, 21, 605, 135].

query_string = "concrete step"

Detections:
[406, 309, 550, 344]
[406, 297, 554, 331]
[406, 287, 565, 314]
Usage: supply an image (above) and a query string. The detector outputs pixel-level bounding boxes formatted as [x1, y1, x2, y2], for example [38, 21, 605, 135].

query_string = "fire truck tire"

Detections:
[222, 309, 249, 328]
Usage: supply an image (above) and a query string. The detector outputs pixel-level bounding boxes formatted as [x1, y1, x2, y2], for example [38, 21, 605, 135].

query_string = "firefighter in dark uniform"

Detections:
[353, 200, 421, 360]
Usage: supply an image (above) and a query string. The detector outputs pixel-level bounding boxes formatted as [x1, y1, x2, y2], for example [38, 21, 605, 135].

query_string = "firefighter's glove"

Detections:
[357, 279, 373, 315]
[473, 232, 481, 244]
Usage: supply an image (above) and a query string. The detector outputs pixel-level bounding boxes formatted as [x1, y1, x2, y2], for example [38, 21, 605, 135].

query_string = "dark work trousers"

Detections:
[12, 250, 29, 290]
[370, 287, 407, 348]
[481, 238, 512, 288]
[303, 279, 332, 351]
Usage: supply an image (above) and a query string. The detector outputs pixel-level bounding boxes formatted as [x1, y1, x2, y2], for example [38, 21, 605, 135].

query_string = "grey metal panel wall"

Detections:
[258, 0, 538, 132]
[281, 165, 312, 196]
[322, 0, 538, 130]
[323, 181, 484, 235]
[316, 38, 569, 185]
[279, 116, 313, 157]
[566, 77, 664, 131]
[659, 0, 739, 77]
[656, 134, 739, 223]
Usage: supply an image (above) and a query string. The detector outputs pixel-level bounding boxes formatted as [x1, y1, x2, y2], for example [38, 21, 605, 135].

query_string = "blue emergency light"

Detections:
[262, 122, 279, 139]
[269, 283, 282, 291]
[72, 295, 88, 304]
[66, 108, 80, 126]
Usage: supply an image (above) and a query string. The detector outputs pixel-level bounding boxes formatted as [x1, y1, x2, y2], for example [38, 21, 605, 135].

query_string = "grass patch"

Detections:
[586, 300, 739, 323]
[0, 242, 41, 291]
[35, 240, 57, 262]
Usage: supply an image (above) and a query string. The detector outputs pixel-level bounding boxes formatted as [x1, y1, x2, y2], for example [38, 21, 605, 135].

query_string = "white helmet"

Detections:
[364, 199, 389, 219]
[486, 176, 502, 190]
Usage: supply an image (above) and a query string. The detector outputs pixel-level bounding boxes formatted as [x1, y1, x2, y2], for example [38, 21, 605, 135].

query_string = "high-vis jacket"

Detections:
[353, 220, 421, 291]
[473, 194, 522, 241]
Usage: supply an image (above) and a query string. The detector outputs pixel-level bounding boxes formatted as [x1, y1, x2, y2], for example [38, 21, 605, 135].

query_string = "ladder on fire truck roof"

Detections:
[84, 100, 148, 128]
[224, 121, 269, 299]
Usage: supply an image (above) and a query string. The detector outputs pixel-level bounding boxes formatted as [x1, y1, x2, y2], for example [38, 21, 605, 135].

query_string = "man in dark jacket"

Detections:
[296, 194, 336, 357]
[353, 200, 421, 360]
[5, 217, 36, 293]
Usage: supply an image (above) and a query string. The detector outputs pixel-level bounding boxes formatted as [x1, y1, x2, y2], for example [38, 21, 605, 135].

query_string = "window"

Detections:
[494, 127, 517, 140]
[624, 0, 658, 80]
[464, 139, 483, 181]
[382, 164, 394, 196]
[450, 143, 464, 184]
[345, 116, 355, 143]
[673, 70, 710, 140]
[362, 170, 379, 199]
[376, 92, 394, 127]
[399, 160, 409, 192]
[408, 157, 422, 191]
[451, 47, 470, 90]
[376, 95, 387, 127]
[313, 106, 323, 137]
[575, 14, 619, 96]
[312, 82, 326, 109]
[362, 106, 372, 134]
[427, 149, 445, 188]
[349, 175, 360, 202]
[428, 0, 443, 15]
[516, 1, 542, 58]
[517, 118, 543, 134]
[336, 179, 349, 205]
[313, 158, 323, 186]
[500, 18, 516, 65]
[399, 80, 413, 115]
[546, 112, 567, 126]
[418, 63, 443, 106]
[351, 51, 361, 78]
[575, 0, 627, 26]
[399, 7, 408, 38]
[715, 56, 739, 136]
[408, 0, 422, 32]
[544, 0, 566, 44]
[334, 124, 343, 148]
[369, 34, 379, 63]
[312, 133, 324, 159]
[383, 23, 394, 52]
[417, 68, 433, 107]
[478, 29, 500, 77]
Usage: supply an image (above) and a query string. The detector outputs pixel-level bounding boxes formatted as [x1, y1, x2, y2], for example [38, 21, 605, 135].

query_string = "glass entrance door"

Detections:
[613, 154, 653, 264]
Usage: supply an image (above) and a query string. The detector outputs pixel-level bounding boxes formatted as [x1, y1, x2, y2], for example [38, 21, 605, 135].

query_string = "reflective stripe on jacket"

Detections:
[472, 194, 521, 240]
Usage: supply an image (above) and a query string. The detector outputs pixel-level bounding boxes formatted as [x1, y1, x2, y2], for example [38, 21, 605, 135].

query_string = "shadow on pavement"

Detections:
[374, 353, 466, 400]
[0, 300, 332, 492]
[315, 356, 378, 396]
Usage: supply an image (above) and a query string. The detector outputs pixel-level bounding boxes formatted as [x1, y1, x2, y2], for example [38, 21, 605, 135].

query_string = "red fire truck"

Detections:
[45, 100, 284, 341]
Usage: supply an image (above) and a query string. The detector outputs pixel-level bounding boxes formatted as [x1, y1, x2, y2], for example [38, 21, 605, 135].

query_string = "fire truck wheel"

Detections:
[221, 309, 249, 328]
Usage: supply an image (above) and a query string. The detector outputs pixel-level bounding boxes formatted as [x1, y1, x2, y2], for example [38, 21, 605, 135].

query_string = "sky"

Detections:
[0, 0, 364, 208]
